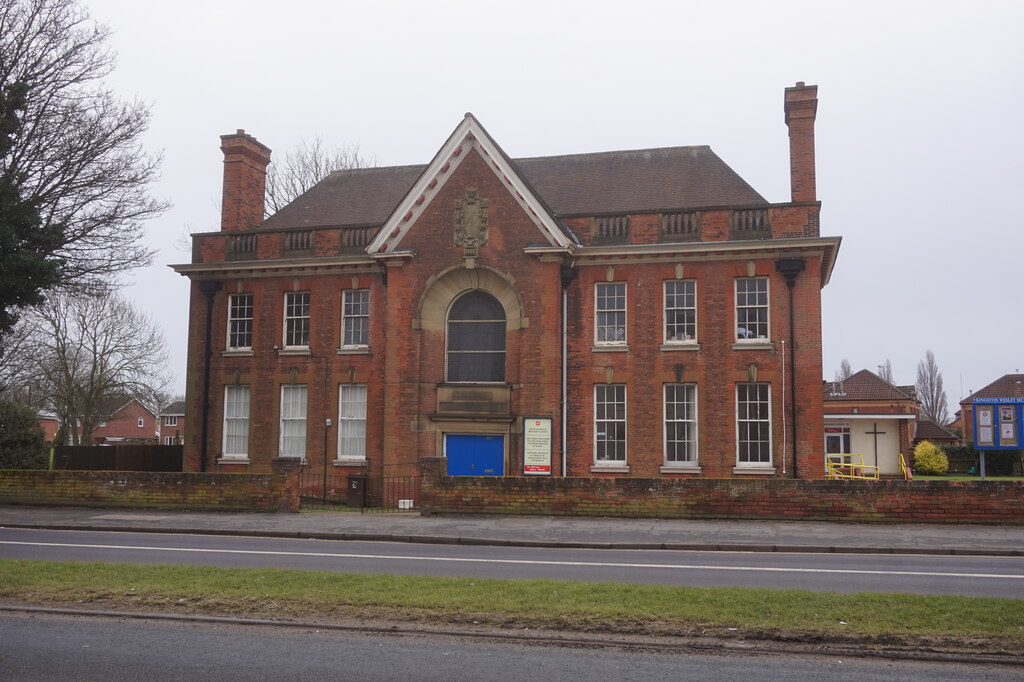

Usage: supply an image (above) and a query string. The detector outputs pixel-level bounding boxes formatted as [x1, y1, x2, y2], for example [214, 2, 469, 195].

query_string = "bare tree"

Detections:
[264, 136, 375, 216]
[20, 288, 170, 444]
[835, 358, 852, 382]
[916, 350, 949, 425]
[877, 358, 894, 384]
[0, 0, 168, 333]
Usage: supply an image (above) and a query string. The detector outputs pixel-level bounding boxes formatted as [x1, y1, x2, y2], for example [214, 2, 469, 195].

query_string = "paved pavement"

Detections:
[2, 505, 1023, 555]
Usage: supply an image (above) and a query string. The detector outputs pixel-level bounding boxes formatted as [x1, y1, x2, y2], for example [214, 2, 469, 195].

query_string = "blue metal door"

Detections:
[445, 434, 504, 476]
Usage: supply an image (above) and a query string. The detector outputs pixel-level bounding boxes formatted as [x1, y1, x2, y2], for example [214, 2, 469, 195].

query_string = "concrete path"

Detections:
[2, 505, 1023, 556]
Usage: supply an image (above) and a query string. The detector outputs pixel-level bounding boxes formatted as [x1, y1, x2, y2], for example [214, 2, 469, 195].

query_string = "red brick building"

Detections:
[158, 400, 186, 445]
[90, 399, 158, 445]
[174, 82, 839, 480]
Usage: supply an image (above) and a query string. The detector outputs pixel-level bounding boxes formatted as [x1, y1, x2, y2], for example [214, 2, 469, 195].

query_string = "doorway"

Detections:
[445, 434, 504, 476]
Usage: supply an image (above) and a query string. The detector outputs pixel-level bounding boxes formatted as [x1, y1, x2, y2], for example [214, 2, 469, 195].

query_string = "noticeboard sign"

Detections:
[972, 398, 1023, 450]
[522, 416, 553, 476]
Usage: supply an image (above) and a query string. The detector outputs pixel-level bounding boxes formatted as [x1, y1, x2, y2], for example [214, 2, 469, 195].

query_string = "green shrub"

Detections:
[983, 450, 1021, 476]
[0, 400, 49, 469]
[913, 440, 948, 475]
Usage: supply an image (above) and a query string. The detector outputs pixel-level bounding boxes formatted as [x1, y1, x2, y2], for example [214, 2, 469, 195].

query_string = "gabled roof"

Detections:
[260, 116, 767, 234]
[914, 419, 958, 442]
[160, 401, 186, 416]
[962, 374, 1024, 403]
[823, 369, 915, 402]
[105, 398, 157, 420]
[368, 114, 573, 254]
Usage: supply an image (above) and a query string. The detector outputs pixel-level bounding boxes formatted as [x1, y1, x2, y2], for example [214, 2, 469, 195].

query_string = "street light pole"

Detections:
[323, 418, 332, 504]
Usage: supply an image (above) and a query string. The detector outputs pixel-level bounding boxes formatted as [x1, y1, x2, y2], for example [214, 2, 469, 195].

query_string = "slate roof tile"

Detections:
[260, 146, 767, 231]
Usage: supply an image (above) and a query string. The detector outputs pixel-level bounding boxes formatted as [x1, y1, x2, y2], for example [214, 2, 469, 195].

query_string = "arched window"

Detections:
[446, 290, 505, 382]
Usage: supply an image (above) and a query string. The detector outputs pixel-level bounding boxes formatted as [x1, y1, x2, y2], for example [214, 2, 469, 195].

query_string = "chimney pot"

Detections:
[220, 130, 272, 232]
[784, 82, 818, 203]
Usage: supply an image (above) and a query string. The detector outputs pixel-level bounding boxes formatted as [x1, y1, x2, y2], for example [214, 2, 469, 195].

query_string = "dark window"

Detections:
[284, 292, 310, 348]
[228, 293, 253, 349]
[595, 384, 626, 462]
[342, 290, 369, 347]
[446, 291, 505, 382]
[737, 383, 772, 465]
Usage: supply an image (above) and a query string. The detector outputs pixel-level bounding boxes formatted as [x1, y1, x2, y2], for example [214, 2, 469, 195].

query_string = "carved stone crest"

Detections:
[454, 189, 489, 251]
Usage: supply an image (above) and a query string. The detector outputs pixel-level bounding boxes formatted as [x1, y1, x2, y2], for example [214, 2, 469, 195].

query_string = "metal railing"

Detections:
[298, 469, 420, 513]
[899, 453, 913, 481]
[825, 453, 880, 481]
[363, 475, 421, 514]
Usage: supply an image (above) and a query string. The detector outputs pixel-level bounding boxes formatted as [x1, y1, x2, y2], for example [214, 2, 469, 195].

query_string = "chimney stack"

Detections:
[220, 129, 272, 231]
[784, 82, 818, 203]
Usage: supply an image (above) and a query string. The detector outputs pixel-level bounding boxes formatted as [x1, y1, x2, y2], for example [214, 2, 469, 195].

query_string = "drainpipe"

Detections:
[560, 264, 578, 477]
[775, 259, 804, 478]
[198, 280, 223, 473]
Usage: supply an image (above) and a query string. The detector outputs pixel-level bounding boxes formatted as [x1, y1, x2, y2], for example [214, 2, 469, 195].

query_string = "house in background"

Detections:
[912, 419, 960, 449]
[158, 401, 186, 445]
[174, 83, 840, 480]
[822, 369, 918, 476]
[90, 399, 158, 445]
[37, 411, 60, 442]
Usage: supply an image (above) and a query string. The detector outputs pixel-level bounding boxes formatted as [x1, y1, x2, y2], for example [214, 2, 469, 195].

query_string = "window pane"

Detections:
[223, 385, 250, 457]
[595, 384, 626, 462]
[228, 294, 253, 349]
[285, 292, 310, 347]
[449, 291, 505, 321]
[338, 384, 367, 459]
[595, 283, 626, 344]
[280, 385, 307, 457]
[664, 281, 696, 342]
[665, 384, 697, 463]
[736, 383, 771, 464]
[736, 278, 768, 340]
[446, 291, 505, 382]
[342, 290, 369, 346]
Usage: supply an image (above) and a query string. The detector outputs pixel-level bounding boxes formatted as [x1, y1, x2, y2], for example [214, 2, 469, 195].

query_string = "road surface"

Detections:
[2, 527, 1022, 596]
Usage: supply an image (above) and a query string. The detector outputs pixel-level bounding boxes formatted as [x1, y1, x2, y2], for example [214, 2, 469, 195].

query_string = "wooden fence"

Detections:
[53, 445, 183, 472]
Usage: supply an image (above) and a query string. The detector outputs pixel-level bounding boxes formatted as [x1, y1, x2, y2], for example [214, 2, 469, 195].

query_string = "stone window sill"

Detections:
[732, 341, 773, 351]
[218, 457, 250, 464]
[591, 345, 630, 353]
[222, 349, 254, 357]
[278, 348, 311, 357]
[660, 465, 701, 475]
[333, 458, 368, 467]
[732, 466, 776, 475]
[336, 347, 370, 355]
[660, 342, 701, 352]
[590, 464, 629, 473]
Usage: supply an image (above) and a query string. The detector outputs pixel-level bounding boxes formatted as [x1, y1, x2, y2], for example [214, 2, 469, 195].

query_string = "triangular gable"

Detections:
[368, 114, 573, 255]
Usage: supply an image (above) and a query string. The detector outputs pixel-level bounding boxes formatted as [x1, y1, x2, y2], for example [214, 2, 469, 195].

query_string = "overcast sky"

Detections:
[85, 0, 1023, 408]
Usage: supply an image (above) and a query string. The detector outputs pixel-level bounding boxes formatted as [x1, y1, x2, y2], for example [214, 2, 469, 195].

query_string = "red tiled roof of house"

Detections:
[961, 374, 1024, 403]
[260, 146, 768, 231]
[914, 419, 958, 442]
[823, 369, 915, 402]
[160, 401, 186, 416]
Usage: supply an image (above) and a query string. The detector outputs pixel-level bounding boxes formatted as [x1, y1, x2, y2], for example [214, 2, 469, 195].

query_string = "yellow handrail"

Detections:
[825, 453, 880, 481]
[899, 452, 913, 481]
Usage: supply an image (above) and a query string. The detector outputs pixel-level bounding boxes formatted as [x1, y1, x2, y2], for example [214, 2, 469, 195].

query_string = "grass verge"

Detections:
[2, 559, 1022, 651]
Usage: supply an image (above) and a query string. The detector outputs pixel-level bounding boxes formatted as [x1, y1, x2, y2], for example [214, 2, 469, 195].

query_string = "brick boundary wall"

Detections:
[419, 458, 1024, 524]
[0, 470, 300, 512]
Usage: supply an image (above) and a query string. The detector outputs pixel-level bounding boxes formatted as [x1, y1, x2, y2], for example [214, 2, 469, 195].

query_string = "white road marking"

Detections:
[1, 540, 1022, 580]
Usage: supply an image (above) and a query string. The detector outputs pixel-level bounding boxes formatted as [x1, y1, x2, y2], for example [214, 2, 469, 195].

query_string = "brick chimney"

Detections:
[784, 82, 818, 203]
[220, 130, 272, 232]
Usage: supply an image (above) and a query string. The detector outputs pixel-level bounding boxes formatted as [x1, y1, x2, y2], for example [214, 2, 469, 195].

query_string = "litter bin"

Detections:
[346, 473, 368, 508]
